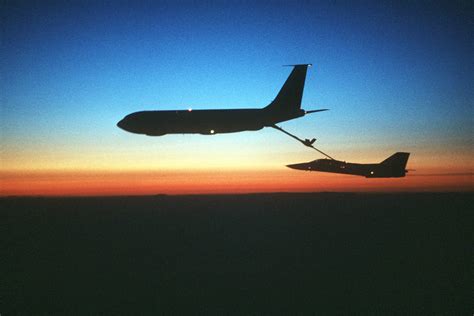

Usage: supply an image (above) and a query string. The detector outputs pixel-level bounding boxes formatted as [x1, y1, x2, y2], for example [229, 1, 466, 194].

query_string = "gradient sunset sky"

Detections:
[1, 1, 472, 195]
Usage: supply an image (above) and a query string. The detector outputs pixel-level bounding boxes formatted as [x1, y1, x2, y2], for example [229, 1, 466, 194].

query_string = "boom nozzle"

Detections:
[303, 138, 316, 146]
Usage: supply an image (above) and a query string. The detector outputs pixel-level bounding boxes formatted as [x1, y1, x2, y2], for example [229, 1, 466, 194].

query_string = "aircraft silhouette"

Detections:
[287, 152, 411, 178]
[117, 64, 327, 136]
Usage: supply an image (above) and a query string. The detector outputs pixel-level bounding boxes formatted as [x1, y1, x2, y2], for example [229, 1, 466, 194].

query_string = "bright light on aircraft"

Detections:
[210, 129, 215, 134]
[188, 108, 192, 112]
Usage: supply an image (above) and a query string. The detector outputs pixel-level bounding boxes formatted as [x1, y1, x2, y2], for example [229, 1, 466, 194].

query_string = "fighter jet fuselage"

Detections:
[287, 153, 410, 178]
[117, 64, 324, 136]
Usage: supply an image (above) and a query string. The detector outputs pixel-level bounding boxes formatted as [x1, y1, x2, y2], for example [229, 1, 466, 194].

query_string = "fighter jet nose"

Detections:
[286, 163, 311, 170]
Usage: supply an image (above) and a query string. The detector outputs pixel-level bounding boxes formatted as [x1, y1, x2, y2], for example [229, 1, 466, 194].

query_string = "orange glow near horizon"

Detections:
[1, 168, 472, 197]
[2, 138, 473, 196]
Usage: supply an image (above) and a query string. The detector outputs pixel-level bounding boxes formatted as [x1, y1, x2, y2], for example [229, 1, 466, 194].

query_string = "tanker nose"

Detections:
[117, 117, 128, 131]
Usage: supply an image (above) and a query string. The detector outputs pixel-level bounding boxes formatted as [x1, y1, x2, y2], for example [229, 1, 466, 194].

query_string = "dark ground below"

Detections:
[1, 193, 472, 314]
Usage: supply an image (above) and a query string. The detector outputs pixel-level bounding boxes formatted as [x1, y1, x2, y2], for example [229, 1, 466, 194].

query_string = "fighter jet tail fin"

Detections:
[380, 152, 410, 171]
[265, 64, 311, 113]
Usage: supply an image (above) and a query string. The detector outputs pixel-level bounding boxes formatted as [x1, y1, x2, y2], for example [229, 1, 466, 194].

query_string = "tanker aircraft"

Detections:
[117, 64, 326, 136]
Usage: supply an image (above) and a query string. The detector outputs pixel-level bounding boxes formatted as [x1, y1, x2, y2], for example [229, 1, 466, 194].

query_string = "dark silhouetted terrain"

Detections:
[1, 193, 472, 314]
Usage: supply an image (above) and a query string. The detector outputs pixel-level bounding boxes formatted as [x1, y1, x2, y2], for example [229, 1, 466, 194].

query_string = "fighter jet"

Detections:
[117, 64, 327, 136]
[287, 152, 410, 178]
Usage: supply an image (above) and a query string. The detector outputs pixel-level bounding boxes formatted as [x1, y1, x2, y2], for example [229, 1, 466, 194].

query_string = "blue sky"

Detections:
[1, 1, 472, 174]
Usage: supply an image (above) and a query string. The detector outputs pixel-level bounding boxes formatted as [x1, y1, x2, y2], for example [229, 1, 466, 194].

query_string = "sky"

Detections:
[1, 0, 473, 195]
